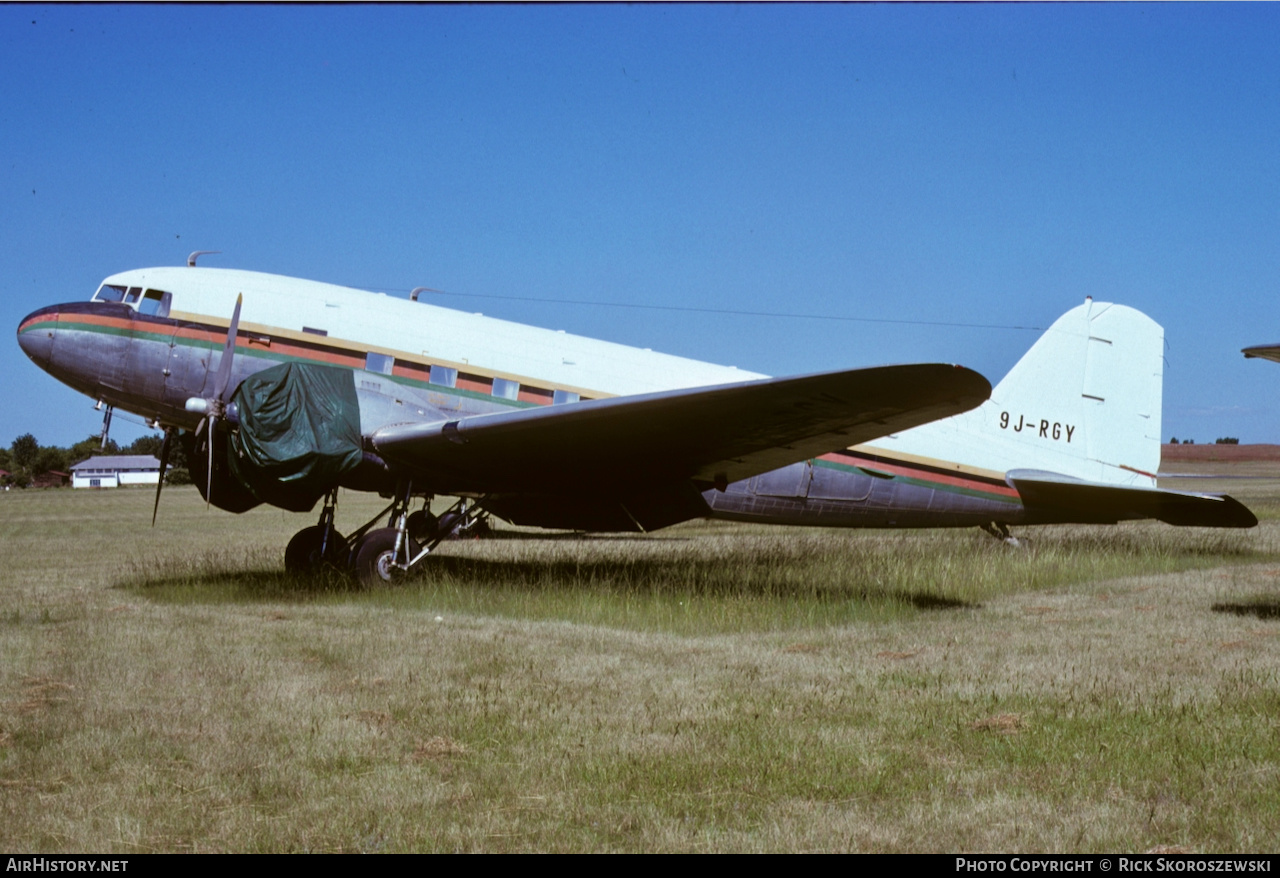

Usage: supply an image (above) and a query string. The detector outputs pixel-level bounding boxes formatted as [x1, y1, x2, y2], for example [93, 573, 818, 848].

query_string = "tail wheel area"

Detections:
[980, 521, 1022, 548]
[284, 525, 350, 576]
[352, 527, 421, 588]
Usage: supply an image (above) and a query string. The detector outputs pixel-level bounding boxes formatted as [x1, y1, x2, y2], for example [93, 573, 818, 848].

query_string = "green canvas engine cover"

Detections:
[228, 362, 365, 512]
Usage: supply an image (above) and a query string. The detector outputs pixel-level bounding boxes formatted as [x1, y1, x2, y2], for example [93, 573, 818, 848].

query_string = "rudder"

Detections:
[870, 299, 1164, 486]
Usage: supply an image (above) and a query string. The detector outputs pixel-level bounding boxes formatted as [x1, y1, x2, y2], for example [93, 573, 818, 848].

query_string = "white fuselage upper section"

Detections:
[102, 267, 766, 398]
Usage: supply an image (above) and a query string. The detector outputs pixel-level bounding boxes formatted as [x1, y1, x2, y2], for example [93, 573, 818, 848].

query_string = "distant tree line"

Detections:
[1168, 437, 1241, 445]
[0, 433, 189, 488]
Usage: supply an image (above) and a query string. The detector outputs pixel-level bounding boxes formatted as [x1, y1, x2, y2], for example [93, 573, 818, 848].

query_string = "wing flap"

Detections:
[1008, 470, 1257, 528]
[371, 364, 991, 494]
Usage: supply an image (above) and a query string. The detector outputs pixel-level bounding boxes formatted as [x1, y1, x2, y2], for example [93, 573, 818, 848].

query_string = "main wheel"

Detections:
[352, 527, 421, 588]
[436, 511, 492, 540]
[436, 511, 463, 540]
[284, 525, 349, 576]
[406, 509, 438, 544]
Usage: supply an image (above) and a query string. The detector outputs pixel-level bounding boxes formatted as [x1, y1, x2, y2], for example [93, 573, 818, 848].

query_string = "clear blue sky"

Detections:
[4, 3, 1279, 449]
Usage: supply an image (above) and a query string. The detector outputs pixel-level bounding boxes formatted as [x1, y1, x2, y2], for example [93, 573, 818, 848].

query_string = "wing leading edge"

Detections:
[371, 364, 992, 496]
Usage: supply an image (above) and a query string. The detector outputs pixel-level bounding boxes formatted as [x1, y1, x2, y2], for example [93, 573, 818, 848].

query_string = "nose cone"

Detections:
[17, 307, 56, 369]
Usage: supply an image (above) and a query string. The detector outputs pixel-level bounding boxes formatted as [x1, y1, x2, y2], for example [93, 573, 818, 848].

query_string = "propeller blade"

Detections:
[151, 427, 173, 527]
[205, 414, 217, 510]
[213, 293, 243, 403]
[206, 295, 241, 511]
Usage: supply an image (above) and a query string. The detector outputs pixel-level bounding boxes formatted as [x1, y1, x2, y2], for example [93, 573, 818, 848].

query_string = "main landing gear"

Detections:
[284, 487, 492, 587]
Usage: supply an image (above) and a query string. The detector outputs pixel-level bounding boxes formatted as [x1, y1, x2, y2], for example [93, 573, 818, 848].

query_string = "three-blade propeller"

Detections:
[153, 294, 243, 524]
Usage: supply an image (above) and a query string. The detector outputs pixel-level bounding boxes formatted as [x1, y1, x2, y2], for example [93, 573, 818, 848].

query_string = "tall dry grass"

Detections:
[2, 482, 1279, 851]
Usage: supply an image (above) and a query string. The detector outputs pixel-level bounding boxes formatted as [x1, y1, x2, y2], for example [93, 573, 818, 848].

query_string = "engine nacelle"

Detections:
[186, 361, 449, 514]
[182, 427, 261, 514]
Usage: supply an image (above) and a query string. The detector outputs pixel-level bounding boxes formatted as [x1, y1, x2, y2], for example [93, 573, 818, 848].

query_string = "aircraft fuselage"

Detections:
[13, 266, 1164, 532]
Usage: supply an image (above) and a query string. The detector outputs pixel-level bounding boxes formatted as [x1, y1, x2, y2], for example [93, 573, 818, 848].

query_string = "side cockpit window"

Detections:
[93, 283, 171, 317]
[138, 289, 172, 318]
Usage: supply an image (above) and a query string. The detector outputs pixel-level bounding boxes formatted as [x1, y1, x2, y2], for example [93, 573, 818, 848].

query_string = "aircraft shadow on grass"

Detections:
[117, 555, 977, 611]
[1211, 599, 1280, 620]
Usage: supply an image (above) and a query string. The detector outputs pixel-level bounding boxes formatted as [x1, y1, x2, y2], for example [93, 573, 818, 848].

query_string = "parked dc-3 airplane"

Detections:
[18, 262, 1255, 585]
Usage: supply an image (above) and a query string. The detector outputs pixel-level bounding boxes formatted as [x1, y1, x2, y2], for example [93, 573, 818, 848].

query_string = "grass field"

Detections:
[2, 467, 1280, 852]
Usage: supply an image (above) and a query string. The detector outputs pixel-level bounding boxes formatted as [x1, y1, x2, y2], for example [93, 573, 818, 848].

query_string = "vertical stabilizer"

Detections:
[867, 300, 1164, 486]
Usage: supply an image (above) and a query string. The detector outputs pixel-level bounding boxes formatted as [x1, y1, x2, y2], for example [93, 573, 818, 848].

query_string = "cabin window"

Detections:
[553, 389, 580, 405]
[302, 327, 328, 336]
[492, 378, 520, 400]
[138, 289, 171, 318]
[365, 352, 394, 375]
[429, 365, 458, 388]
[93, 284, 126, 303]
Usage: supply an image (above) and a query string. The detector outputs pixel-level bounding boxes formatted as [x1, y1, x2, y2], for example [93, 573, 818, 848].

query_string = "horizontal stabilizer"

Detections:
[1008, 470, 1257, 529]
[1242, 343, 1280, 364]
[372, 364, 991, 495]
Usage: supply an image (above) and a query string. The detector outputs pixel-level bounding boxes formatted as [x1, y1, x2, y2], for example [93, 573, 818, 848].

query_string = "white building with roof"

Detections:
[70, 455, 165, 489]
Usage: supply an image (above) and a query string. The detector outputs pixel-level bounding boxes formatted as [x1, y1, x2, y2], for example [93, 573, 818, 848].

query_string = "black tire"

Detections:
[437, 511, 492, 540]
[407, 510, 438, 544]
[352, 527, 421, 588]
[284, 526, 349, 576]
[436, 511, 462, 540]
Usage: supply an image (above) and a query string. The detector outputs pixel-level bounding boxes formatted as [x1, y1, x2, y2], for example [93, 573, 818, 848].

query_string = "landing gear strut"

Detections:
[284, 484, 491, 586]
[348, 482, 423, 588]
[980, 521, 1022, 547]
[349, 487, 491, 587]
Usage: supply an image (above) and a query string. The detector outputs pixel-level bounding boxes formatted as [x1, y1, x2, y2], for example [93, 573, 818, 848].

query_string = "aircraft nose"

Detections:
[16, 307, 56, 368]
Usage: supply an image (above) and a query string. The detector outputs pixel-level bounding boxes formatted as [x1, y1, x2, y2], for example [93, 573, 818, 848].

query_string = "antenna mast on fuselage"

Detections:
[187, 250, 222, 267]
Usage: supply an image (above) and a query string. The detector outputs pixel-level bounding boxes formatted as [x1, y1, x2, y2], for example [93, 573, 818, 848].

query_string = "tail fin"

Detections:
[870, 299, 1164, 485]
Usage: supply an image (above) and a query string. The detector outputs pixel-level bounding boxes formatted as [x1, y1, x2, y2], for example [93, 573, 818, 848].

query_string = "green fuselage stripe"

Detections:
[811, 456, 1021, 506]
[54, 318, 540, 410]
